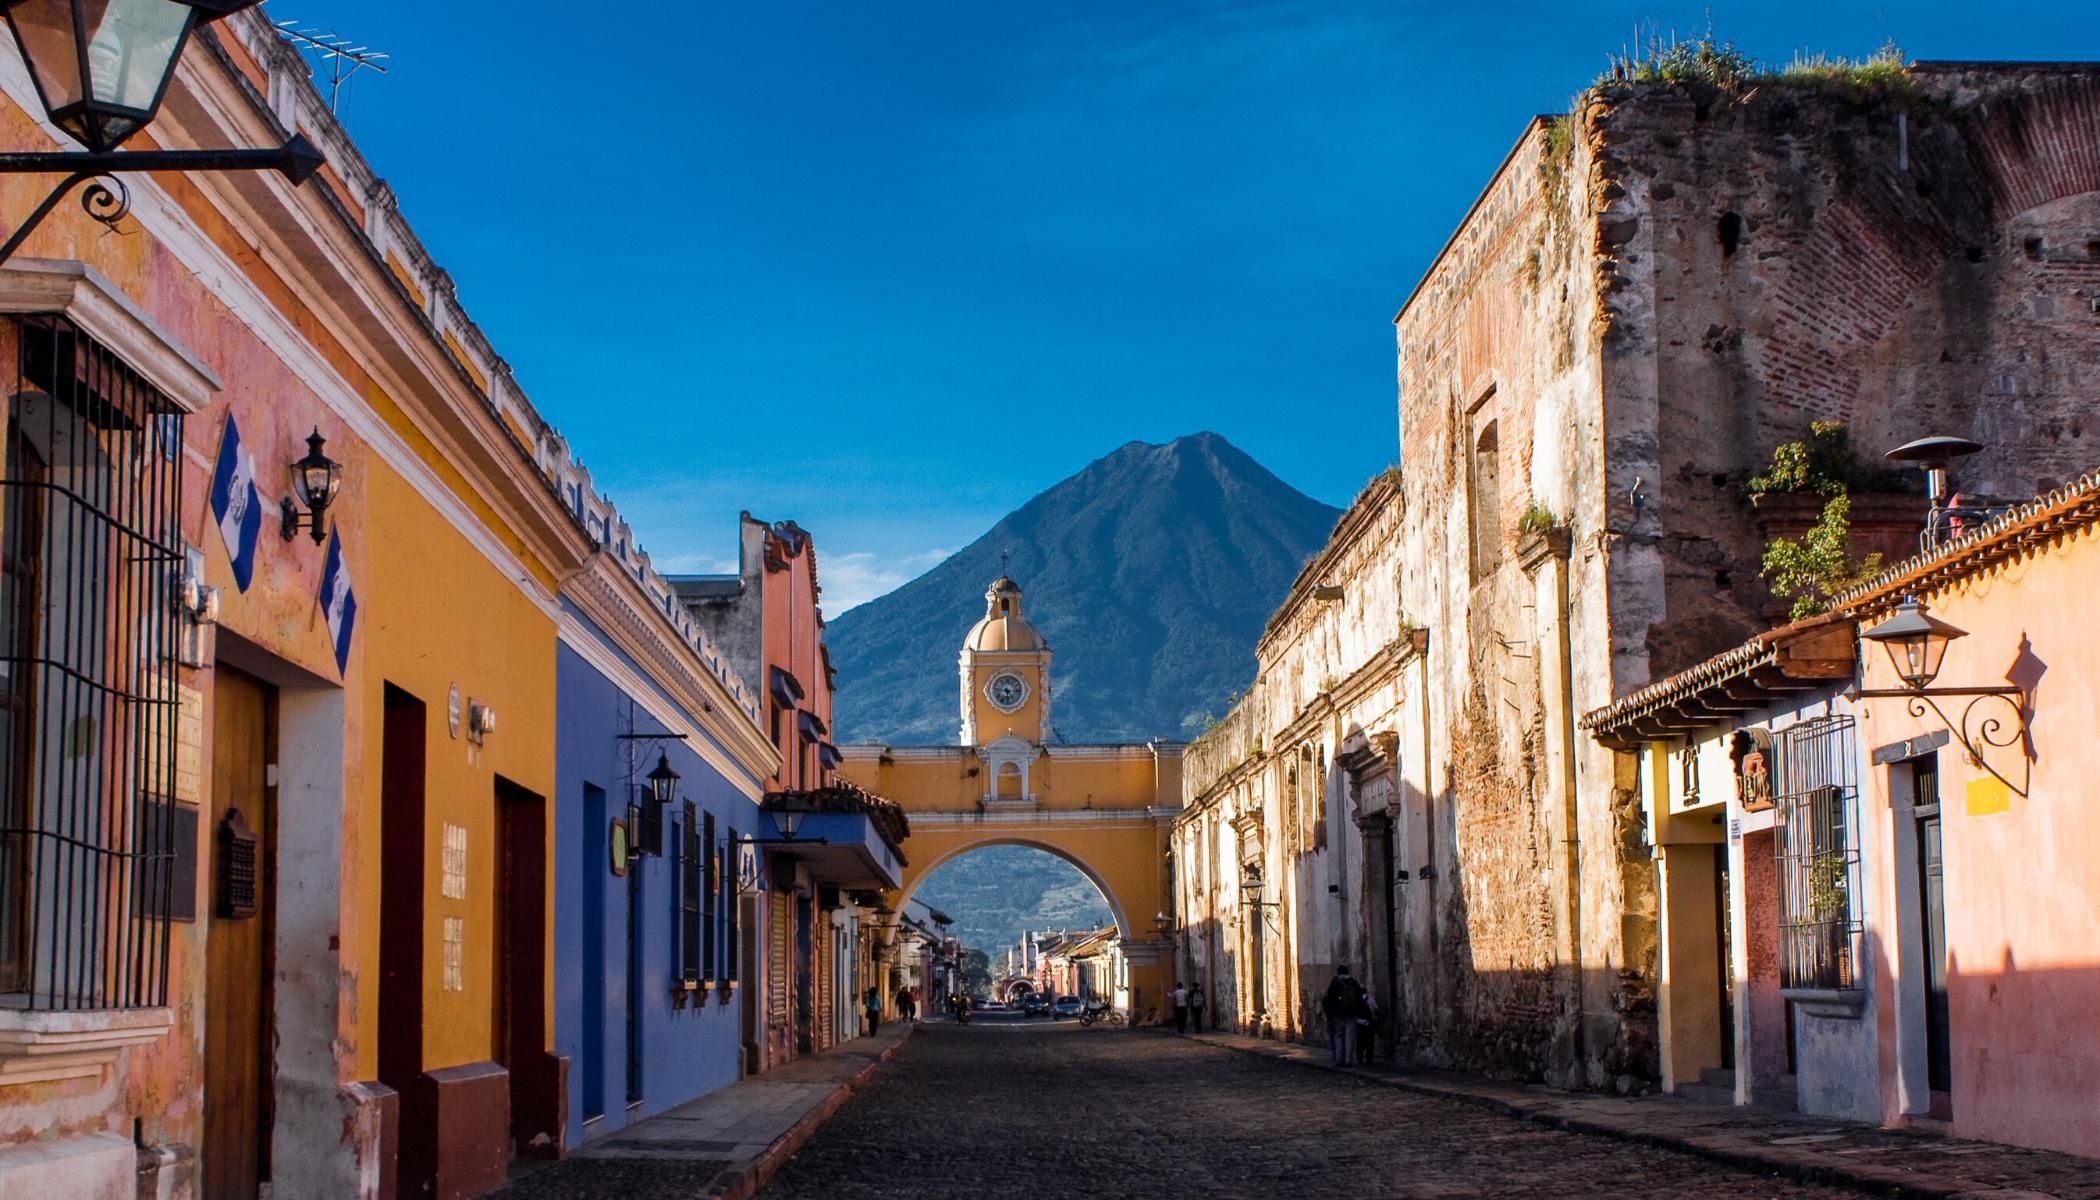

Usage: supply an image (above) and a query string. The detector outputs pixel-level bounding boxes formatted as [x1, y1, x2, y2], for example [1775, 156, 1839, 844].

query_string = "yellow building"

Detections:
[838, 578, 1183, 1021]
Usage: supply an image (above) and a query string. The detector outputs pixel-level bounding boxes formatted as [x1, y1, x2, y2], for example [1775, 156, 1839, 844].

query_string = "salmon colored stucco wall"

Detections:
[1859, 521, 2100, 1159]
[0, 56, 569, 1174]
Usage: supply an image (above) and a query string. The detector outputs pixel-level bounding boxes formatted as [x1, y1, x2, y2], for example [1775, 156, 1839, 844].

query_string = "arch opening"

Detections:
[904, 839, 1129, 973]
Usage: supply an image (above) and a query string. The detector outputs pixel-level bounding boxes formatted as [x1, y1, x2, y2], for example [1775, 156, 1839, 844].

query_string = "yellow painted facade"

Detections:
[838, 578, 1184, 1020]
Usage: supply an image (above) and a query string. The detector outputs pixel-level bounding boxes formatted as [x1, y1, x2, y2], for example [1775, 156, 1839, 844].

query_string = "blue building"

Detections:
[548, 463, 780, 1151]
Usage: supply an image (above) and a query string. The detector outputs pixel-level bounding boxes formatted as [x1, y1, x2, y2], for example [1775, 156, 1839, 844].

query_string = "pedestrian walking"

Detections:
[1355, 989, 1379, 1064]
[1188, 983, 1206, 1034]
[897, 984, 917, 1023]
[1321, 965, 1365, 1066]
[863, 986, 881, 1036]
[1170, 981, 1190, 1033]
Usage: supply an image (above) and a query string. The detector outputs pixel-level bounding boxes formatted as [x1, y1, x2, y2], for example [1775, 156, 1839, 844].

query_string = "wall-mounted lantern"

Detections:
[280, 428, 343, 544]
[0, 0, 326, 264]
[466, 699, 495, 747]
[1855, 596, 2029, 796]
[644, 752, 680, 807]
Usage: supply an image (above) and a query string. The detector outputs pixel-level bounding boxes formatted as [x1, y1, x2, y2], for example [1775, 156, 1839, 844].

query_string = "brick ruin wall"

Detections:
[1387, 63, 2100, 1090]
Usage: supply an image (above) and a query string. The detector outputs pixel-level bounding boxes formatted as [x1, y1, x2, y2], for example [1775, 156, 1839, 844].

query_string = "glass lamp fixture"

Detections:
[280, 427, 342, 543]
[1860, 596, 1966, 690]
[776, 807, 803, 840]
[0, 0, 259, 154]
[644, 752, 679, 807]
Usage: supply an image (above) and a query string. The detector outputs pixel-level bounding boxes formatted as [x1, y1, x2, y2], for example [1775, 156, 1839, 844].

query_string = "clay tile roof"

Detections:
[1579, 613, 1855, 745]
[1830, 468, 2100, 616]
[1582, 466, 2100, 748]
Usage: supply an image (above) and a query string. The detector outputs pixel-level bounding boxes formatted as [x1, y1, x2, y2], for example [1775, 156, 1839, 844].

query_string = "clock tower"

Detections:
[959, 575, 1050, 756]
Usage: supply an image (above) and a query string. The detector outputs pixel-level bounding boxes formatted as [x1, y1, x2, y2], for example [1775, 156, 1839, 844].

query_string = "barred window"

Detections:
[679, 801, 700, 986]
[702, 810, 717, 984]
[1772, 715, 1862, 990]
[723, 826, 739, 984]
[0, 316, 185, 1011]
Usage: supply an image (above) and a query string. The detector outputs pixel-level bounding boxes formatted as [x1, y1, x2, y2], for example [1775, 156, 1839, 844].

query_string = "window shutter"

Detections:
[703, 811, 718, 983]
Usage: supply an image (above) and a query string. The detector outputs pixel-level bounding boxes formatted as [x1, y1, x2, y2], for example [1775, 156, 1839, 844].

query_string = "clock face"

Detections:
[986, 672, 1028, 712]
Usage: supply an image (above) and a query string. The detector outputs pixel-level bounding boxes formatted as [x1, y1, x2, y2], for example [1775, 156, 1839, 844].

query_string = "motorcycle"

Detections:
[1078, 999, 1117, 1026]
[952, 997, 972, 1025]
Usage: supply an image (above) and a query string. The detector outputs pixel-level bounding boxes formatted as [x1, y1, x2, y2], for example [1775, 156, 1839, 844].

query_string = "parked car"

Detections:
[1020, 994, 1050, 1017]
[1052, 996, 1085, 1020]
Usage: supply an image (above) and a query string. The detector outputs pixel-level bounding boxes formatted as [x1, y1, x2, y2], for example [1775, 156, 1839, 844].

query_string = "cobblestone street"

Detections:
[758, 1024, 1873, 1199]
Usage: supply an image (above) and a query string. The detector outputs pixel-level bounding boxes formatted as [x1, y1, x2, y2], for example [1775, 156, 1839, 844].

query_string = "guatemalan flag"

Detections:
[208, 415, 262, 592]
[318, 529, 358, 676]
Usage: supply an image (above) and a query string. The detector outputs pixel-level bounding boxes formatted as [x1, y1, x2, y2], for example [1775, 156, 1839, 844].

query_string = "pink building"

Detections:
[1588, 473, 2100, 1158]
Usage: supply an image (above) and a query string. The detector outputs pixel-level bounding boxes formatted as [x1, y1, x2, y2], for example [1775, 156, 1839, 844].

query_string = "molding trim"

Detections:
[557, 601, 779, 798]
[0, 259, 221, 410]
[0, 1006, 173, 1085]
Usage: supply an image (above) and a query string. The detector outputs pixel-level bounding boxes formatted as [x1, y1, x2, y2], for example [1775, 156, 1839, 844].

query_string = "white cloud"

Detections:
[822, 547, 951, 616]
[647, 553, 739, 576]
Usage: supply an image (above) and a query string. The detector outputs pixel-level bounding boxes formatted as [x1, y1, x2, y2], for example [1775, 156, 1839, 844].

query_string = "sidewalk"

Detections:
[1183, 1030, 2100, 1199]
[495, 1023, 914, 1200]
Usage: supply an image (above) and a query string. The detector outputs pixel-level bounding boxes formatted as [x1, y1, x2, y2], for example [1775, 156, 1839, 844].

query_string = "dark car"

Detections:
[1020, 994, 1050, 1017]
[1051, 996, 1085, 1020]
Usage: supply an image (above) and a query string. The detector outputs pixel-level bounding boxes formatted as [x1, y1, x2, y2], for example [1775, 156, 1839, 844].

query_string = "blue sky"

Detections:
[301, 2, 2100, 611]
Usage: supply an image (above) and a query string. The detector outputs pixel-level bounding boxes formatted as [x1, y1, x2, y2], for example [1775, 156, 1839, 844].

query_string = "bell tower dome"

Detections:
[959, 575, 1051, 751]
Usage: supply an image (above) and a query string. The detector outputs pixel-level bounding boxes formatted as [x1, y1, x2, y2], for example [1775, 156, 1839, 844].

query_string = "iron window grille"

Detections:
[702, 810, 717, 985]
[0, 315, 185, 1011]
[1772, 714, 1863, 990]
[679, 800, 700, 987]
[723, 825, 739, 985]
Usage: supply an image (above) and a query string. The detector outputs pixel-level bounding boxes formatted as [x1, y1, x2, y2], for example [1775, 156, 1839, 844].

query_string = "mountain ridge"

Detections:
[826, 431, 1342, 745]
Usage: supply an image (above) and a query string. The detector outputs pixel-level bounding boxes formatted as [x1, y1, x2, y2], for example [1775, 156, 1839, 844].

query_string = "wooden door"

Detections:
[204, 668, 275, 1200]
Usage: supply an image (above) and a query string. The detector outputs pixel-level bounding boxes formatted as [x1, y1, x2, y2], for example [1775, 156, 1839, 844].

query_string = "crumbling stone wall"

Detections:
[1391, 62, 2100, 1092]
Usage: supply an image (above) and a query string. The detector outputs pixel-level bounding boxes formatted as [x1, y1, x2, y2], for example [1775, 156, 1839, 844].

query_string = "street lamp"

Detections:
[1860, 597, 1965, 690]
[1853, 595, 2030, 797]
[0, 0, 325, 263]
[643, 752, 680, 807]
[279, 428, 343, 544]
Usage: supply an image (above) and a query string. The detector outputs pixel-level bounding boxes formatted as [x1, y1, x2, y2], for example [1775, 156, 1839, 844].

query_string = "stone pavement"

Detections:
[491, 1023, 913, 1200]
[1187, 1028, 2100, 1199]
[760, 1020, 1895, 1198]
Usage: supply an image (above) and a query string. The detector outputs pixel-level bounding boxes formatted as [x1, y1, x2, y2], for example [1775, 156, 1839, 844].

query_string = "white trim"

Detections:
[0, 259, 222, 410]
[557, 612, 769, 801]
[0, 52, 565, 620]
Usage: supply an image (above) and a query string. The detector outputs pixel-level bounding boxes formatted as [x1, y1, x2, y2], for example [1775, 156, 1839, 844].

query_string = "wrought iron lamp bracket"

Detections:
[0, 137, 324, 266]
[1854, 685, 2030, 798]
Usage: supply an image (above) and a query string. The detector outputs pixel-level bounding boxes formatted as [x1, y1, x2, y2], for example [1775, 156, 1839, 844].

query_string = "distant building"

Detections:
[675, 516, 906, 1068]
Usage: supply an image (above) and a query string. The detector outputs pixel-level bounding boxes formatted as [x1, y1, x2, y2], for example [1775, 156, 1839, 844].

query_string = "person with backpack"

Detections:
[1321, 965, 1366, 1066]
[1188, 982, 1207, 1034]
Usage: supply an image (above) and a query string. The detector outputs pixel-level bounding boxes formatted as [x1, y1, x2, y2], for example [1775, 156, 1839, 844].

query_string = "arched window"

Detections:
[1469, 417, 1502, 583]
[996, 762, 1023, 800]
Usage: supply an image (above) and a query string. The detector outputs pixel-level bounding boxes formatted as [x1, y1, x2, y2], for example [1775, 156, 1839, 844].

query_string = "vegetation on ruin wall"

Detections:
[1750, 421, 1914, 620]
[1595, 35, 1914, 100]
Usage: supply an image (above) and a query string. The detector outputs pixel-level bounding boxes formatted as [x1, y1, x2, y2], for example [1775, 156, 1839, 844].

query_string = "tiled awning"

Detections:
[1581, 615, 1856, 748]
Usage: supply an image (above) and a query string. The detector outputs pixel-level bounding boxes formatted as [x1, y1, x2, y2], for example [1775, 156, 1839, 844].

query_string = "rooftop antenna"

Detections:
[274, 20, 391, 116]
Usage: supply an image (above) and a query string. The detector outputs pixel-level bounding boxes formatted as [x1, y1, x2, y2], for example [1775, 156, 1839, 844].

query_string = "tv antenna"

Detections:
[274, 20, 390, 116]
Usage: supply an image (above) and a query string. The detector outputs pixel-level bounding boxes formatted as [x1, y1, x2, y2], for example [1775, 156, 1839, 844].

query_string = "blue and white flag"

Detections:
[208, 414, 262, 592]
[318, 529, 358, 676]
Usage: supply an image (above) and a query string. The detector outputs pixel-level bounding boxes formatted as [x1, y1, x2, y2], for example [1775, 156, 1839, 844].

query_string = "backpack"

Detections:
[1331, 975, 1366, 1018]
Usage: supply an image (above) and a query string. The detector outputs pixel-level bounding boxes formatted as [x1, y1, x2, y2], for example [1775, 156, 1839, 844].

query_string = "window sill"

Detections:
[1781, 987, 1866, 1020]
[0, 1006, 174, 1084]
